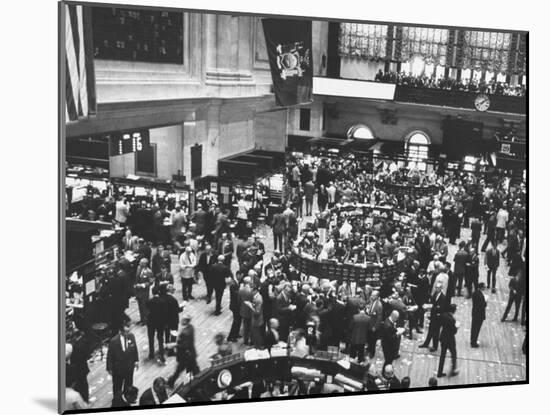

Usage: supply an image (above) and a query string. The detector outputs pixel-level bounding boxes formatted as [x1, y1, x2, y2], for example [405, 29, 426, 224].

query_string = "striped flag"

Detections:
[64, 3, 96, 122]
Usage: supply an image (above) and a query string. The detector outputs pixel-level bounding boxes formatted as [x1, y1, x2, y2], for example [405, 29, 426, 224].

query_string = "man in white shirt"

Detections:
[115, 197, 129, 225]
[496, 207, 509, 243]
[327, 182, 337, 207]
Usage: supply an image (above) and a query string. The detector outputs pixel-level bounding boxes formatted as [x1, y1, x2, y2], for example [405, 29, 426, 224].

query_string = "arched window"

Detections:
[347, 124, 375, 139]
[406, 131, 430, 170]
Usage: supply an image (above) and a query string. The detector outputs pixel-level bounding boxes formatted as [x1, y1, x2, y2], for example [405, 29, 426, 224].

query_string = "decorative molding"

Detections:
[205, 69, 255, 86]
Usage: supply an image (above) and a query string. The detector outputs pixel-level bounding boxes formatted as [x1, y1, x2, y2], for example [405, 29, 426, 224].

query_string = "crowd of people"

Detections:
[374, 69, 526, 97]
[65, 153, 527, 409]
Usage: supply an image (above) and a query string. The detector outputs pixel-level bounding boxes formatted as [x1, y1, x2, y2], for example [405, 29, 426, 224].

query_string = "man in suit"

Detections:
[245, 284, 264, 348]
[106, 320, 139, 398]
[464, 247, 480, 298]
[191, 204, 208, 236]
[437, 303, 459, 377]
[453, 242, 468, 296]
[238, 277, 254, 345]
[271, 210, 287, 252]
[135, 258, 153, 324]
[349, 303, 372, 363]
[420, 283, 446, 352]
[111, 386, 138, 408]
[274, 283, 296, 342]
[210, 255, 232, 315]
[471, 283, 487, 347]
[146, 287, 168, 362]
[139, 377, 168, 406]
[481, 211, 497, 252]
[366, 290, 383, 358]
[304, 180, 316, 216]
[381, 310, 401, 368]
[502, 274, 522, 322]
[160, 284, 183, 345]
[197, 244, 217, 304]
[485, 244, 500, 293]
[109, 270, 130, 338]
[227, 274, 242, 342]
[470, 216, 483, 253]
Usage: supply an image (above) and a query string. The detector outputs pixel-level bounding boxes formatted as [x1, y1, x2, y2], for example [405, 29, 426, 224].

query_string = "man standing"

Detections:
[470, 216, 482, 253]
[238, 277, 254, 345]
[349, 303, 372, 363]
[381, 310, 401, 368]
[210, 255, 231, 315]
[366, 290, 383, 358]
[271, 210, 286, 252]
[179, 247, 197, 301]
[134, 259, 153, 325]
[485, 244, 500, 293]
[453, 242, 468, 297]
[274, 283, 296, 342]
[481, 211, 497, 252]
[420, 283, 446, 352]
[304, 180, 316, 216]
[464, 247, 479, 298]
[106, 320, 139, 399]
[437, 304, 459, 378]
[197, 244, 216, 303]
[471, 283, 487, 347]
[501, 274, 522, 322]
[146, 287, 167, 363]
[227, 274, 241, 342]
[245, 284, 264, 348]
[496, 206, 509, 243]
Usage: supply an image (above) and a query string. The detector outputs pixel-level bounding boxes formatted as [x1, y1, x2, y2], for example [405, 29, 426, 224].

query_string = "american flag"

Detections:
[64, 3, 96, 122]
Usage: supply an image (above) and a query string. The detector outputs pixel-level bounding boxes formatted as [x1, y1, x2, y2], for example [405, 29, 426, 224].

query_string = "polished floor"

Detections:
[85, 209, 527, 408]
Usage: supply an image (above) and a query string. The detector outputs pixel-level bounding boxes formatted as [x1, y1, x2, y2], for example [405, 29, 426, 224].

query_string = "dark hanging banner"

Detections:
[262, 18, 313, 107]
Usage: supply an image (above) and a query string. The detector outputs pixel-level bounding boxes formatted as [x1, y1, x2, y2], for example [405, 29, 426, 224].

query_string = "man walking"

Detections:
[349, 303, 372, 363]
[437, 304, 459, 378]
[485, 244, 500, 293]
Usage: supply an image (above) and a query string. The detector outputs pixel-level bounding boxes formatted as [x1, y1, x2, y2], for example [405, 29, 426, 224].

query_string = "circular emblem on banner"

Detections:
[217, 369, 233, 389]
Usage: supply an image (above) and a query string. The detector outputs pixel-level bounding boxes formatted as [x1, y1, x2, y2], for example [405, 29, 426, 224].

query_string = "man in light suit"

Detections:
[107, 320, 139, 399]
[245, 284, 264, 348]
[366, 290, 383, 358]
[238, 277, 254, 345]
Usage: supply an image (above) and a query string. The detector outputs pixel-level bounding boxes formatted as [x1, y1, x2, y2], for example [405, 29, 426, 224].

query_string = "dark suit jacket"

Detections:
[471, 289, 487, 321]
[274, 292, 293, 326]
[272, 213, 287, 235]
[439, 312, 457, 346]
[453, 250, 469, 275]
[430, 292, 447, 319]
[350, 312, 372, 345]
[106, 334, 138, 375]
[210, 262, 231, 288]
[161, 293, 182, 330]
[197, 252, 217, 276]
[381, 318, 398, 348]
[485, 248, 500, 269]
[147, 295, 168, 328]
